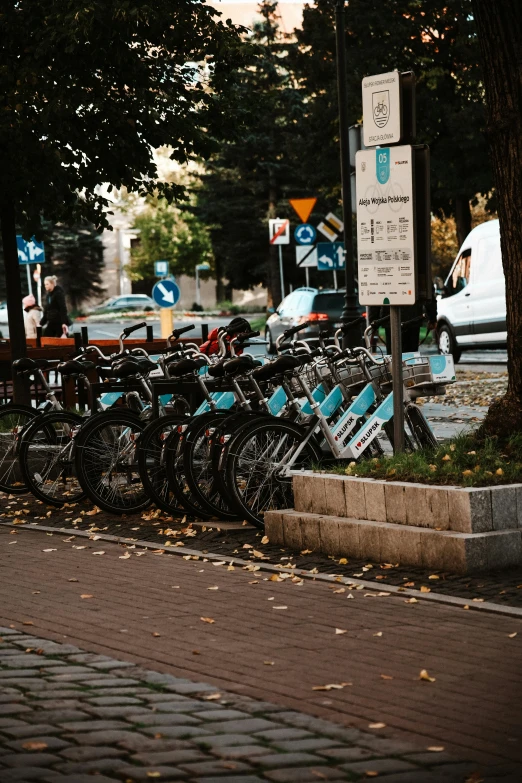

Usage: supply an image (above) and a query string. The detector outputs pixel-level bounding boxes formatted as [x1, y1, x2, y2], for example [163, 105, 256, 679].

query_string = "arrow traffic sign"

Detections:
[152, 278, 180, 308]
[317, 242, 345, 271]
[289, 198, 317, 223]
[294, 224, 316, 246]
[269, 218, 290, 245]
[16, 236, 45, 265]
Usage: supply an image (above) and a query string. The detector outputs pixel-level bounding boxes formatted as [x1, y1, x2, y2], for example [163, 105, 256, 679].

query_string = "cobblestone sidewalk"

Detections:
[0, 628, 510, 783]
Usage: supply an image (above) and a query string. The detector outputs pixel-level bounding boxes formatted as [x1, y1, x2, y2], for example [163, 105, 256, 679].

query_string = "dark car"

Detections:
[265, 287, 351, 352]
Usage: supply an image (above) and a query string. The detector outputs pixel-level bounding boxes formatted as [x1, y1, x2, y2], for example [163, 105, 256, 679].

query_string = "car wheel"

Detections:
[438, 324, 461, 363]
[265, 327, 275, 354]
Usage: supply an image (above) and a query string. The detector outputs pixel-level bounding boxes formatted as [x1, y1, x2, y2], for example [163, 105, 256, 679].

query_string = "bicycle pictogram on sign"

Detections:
[372, 90, 390, 128]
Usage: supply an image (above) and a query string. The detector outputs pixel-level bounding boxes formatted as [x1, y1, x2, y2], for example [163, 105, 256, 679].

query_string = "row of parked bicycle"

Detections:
[0, 317, 455, 528]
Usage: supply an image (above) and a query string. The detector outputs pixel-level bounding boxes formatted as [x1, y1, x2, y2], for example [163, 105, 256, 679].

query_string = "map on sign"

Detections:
[355, 145, 415, 305]
[152, 278, 180, 308]
[268, 218, 290, 245]
[16, 236, 45, 265]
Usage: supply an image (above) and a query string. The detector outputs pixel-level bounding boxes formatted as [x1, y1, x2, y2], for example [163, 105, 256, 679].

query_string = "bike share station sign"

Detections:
[355, 70, 431, 452]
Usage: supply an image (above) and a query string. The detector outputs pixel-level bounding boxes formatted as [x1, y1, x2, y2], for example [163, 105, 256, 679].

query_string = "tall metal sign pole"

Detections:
[334, 0, 361, 348]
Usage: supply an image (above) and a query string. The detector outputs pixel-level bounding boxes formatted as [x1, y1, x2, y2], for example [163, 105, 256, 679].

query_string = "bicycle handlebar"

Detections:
[283, 321, 311, 339]
[171, 325, 195, 339]
[122, 321, 147, 338]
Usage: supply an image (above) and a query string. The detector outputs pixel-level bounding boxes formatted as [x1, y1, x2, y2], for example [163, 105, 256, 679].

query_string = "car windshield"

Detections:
[312, 293, 345, 316]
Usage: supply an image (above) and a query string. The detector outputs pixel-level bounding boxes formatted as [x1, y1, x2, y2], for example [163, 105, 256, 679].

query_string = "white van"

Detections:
[436, 219, 504, 362]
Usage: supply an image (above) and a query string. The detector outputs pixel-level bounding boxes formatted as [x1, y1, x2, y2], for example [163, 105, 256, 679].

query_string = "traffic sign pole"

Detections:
[278, 246, 285, 300]
[160, 308, 173, 339]
[26, 264, 32, 298]
[390, 306, 405, 453]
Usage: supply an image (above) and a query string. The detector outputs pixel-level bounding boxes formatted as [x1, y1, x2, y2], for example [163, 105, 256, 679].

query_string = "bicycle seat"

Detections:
[223, 355, 261, 376]
[252, 354, 302, 381]
[12, 358, 37, 372]
[58, 360, 96, 376]
[167, 357, 207, 377]
[111, 359, 157, 378]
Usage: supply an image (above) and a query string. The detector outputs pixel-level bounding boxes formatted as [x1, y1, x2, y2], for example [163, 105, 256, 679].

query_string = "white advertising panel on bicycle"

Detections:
[356, 144, 416, 306]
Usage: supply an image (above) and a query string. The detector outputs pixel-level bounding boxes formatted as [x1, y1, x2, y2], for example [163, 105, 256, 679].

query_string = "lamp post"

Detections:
[334, 0, 361, 347]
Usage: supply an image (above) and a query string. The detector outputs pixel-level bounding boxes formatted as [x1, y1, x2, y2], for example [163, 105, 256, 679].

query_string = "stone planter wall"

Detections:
[264, 472, 522, 573]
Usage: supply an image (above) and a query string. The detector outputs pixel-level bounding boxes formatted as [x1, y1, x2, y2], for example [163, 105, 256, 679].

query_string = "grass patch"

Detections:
[250, 315, 267, 332]
[326, 432, 522, 487]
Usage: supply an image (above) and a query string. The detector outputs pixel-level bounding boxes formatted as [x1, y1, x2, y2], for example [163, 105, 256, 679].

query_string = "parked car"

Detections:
[94, 295, 157, 313]
[437, 219, 504, 362]
[265, 287, 351, 352]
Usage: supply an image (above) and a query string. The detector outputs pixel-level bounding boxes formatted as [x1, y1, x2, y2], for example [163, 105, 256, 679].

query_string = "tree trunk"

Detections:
[267, 177, 282, 308]
[0, 201, 31, 404]
[214, 255, 226, 303]
[455, 196, 472, 248]
[472, 0, 522, 438]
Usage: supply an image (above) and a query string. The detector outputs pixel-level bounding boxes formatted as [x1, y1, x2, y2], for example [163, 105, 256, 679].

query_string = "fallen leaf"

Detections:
[263, 660, 275, 665]
[368, 722, 386, 729]
[243, 543, 253, 549]
[404, 581, 415, 587]
[508, 632, 518, 638]
[68, 578, 78, 582]
[338, 557, 348, 565]
[92, 551, 105, 556]
[207, 586, 219, 591]
[72, 545, 86, 550]
[496, 468, 504, 476]
[428, 574, 440, 580]
[32, 591, 40, 595]
[227, 564, 235, 572]
[333, 588, 345, 594]
[365, 773, 379, 778]
[152, 632, 161, 637]
[252, 549, 267, 559]
[147, 774, 161, 779]
[261, 535, 269, 544]
[373, 632, 383, 637]
[42, 548, 57, 553]
[312, 682, 351, 691]
[419, 669, 436, 682]
[442, 454, 451, 461]
[405, 597, 418, 604]
[200, 617, 215, 624]
[300, 548, 313, 555]
[427, 746, 445, 752]
[192, 650, 200, 655]
[22, 741, 48, 751]
[380, 674, 393, 680]
[80, 594, 93, 599]
[273, 605, 288, 610]
[335, 628, 347, 635]
[420, 586, 431, 593]
[86, 507, 100, 516]
[203, 692, 221, 700]
[22, 621, 33, 626]
[463, 605, 470, 610]
[119, 552, 131, 560]
[212, 560, 226, 566]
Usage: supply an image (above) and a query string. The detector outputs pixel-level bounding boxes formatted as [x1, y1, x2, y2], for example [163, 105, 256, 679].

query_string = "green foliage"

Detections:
[328, 432, 520, 487]
[127, 200, 213, 283]
[0, 0, 246, 234]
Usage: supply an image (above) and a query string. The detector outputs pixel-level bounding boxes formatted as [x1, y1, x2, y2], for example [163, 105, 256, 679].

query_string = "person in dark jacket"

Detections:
[40, 276, 70, 337]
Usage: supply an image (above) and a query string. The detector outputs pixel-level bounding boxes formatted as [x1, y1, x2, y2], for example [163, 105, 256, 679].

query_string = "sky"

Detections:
[208, 1, 309, 33]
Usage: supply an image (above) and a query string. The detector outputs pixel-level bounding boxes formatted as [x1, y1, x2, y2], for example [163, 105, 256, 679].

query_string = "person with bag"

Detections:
[22, 294, 43, 338]
[40, 276, 71, 338]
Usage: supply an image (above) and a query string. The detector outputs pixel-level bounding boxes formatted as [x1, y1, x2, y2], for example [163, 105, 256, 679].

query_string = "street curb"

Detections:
[4, 521, 522, 618]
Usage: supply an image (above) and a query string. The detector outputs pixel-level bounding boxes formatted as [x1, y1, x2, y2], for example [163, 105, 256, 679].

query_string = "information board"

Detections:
[355, 145, 415, 305]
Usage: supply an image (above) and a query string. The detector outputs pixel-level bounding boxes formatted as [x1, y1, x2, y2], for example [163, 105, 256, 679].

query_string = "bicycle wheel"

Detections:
[75, 411, 150, 515]
[225, 419, 322, 528]
[184, 412, 244, 521]
[405, 404, 438, 450]
[0, 404, 38, 494]
[137, 414, 187, 515]
[164, 427, 212, 520]
[19, 411, 86, 506]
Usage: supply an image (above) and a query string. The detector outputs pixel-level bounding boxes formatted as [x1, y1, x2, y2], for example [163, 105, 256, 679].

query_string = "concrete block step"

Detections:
[264, 509, 522, 573]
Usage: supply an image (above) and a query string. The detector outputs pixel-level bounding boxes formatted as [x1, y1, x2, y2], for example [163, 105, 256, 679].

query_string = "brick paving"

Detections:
[1, 527, 522, 782]
[3, 494, 522, 606]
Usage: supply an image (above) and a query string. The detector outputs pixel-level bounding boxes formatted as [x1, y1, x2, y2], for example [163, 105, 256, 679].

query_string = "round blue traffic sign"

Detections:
[152, 278, 180, 308]
[294, 223, 316, 246]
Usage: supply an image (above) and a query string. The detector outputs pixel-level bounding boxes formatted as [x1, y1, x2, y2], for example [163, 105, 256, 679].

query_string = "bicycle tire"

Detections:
[225, 419, 322, 528]
[137, 413, 187, 516]
[0, 404, 39, 494]
[184, 412, 243, 520]
[405, 404, 438, 450]
[75, 410, 151, 515]
[19, 411, 86, 506]
[164, 425, 213, 520]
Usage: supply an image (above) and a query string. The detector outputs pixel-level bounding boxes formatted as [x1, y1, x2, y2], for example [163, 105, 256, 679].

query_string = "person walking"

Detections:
[22, 294, 43, 338]
[40, 276, 70, 337]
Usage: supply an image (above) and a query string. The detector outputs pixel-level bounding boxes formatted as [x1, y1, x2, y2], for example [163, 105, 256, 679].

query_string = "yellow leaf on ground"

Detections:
[333, 588, 345, 594]
[269, 575, 282, 582]
[508, 632, 518, 638]
[300, 549, 313, 555]
[119, 552, 131, 560]
[405, 597, 418, 604]
[428, 575, 440, 580]
[427, 746, 445, 752]
[86, 507, 100, 516]
[273, 605, 288, 610]
[92, 551, 105, 556]
[80, 594, 93, 599]
[22, 741, 48, 751]
[373, 632, 383, 637]
[42, 549, 57, 553]
[404, 582, 415, 587]
[368, 722, 386, 729]
[420, 586, 431, 593]
[472, 598, 485, 602]
[252, 550, 266, 558]
[261, 535, 269, 544]
[419, 669, 436, 682]
[312, 682, 351, 691]
[227, 564, 235, 571]
[152, 632, 161, 637]
[338, 557, 348, 565]
[207, 586, 219, 591]
[380, 674, 393, 680]
[203, 692, 222, 700]
[200, 617, 215, 624]
[365, 772, 379, 778]
[263, 660, 275, 665]
[335, 628, 347, 635]
[463, 605, 470, 610]
[496, 468, 504, 476]
[442, 454, 451, 461]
